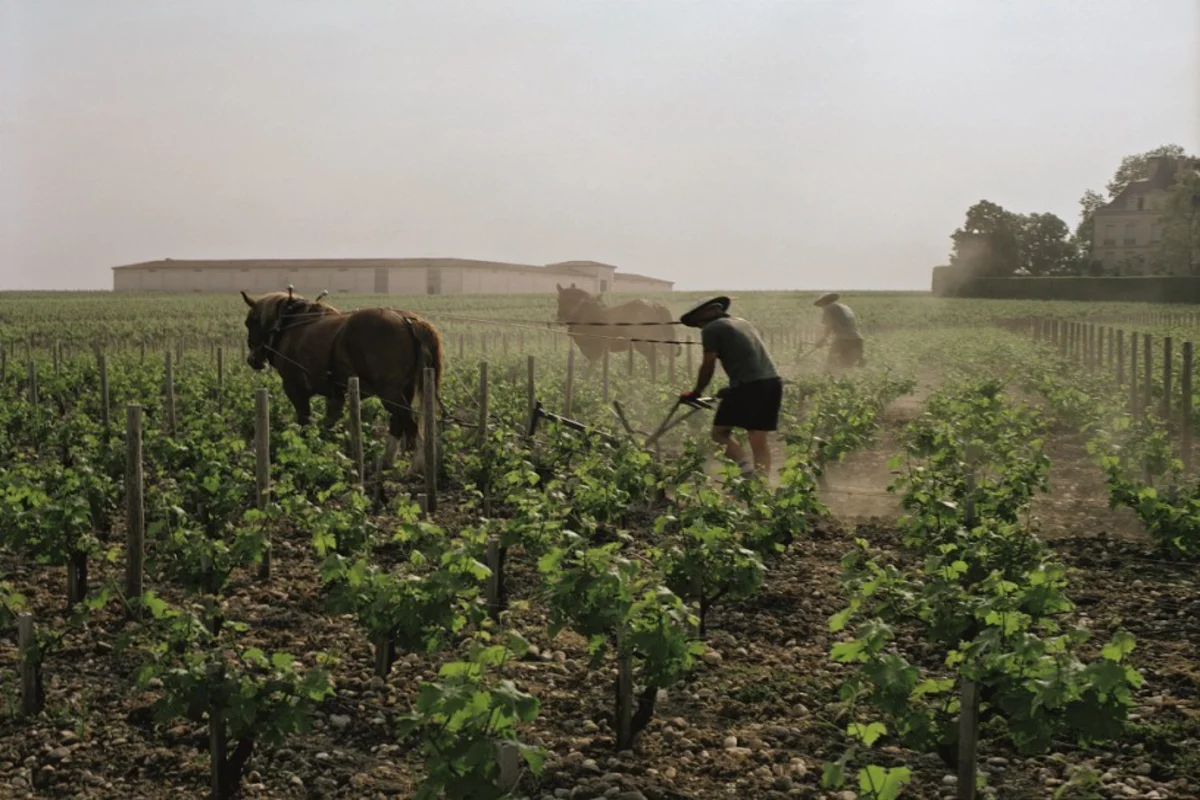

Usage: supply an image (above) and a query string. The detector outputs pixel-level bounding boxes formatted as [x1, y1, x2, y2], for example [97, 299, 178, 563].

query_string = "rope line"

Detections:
[418, 311, 703, 347]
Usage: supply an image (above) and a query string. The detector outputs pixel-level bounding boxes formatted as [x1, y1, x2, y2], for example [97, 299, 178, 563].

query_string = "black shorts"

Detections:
[713, 377, 783, 432]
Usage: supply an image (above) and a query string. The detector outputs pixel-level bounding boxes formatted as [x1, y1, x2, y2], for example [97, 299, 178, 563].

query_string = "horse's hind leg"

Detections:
[383, 386, 422, 475]
[284, 386, 313, 427]
[322, 390, 346, 430]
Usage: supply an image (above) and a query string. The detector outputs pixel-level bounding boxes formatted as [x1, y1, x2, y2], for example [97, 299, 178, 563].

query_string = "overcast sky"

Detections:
[1, 1, 1197, 292]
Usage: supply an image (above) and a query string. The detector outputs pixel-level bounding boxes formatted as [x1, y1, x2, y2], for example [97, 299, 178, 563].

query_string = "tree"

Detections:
[1072, 189, 1106, 262]
[1156, 169, 1200, 275]
[1015, 212, 1079, 276]
[1105, 144, 1188, 199]
[948, 202, 1079, 277]
[949, 201, 1021, 277]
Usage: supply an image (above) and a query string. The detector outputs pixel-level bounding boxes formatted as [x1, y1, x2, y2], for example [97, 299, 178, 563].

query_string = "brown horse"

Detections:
[554, 284, 679, 370]
[241, 290, 443, 468]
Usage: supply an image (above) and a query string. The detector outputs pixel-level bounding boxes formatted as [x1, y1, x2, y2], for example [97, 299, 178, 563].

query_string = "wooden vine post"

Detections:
[125, 405, 145, 617]
[486, 536, 504, 623]
[1143, 334, 1152, 418]
[422, 367, 438, 514]
[478, 362, 490, 514]
[957, 680, 980, 800]
[615, 626, 635, 751]
[1130, 333, 1139, 414]
[254, 388, 271, 579]
[164, 351, 177, 436]
[564, 346, 575, 417]
[98, 353, 110, 433]
[18, 613, 43, 716]
[207, 661, 229, 799]
[649, 343, 659, 383]
[525, 355, 536, 437]
[601, 348, 610, 404]
[1161, 337, 1173, 422]
[627, 341, 635, 378]
[1183, 342, 1194, 472]
[1117, 330, 1125, 384]
[347, 377, 365, 486]
[216, 346, 224, 406]
[27, 359, 37, 407]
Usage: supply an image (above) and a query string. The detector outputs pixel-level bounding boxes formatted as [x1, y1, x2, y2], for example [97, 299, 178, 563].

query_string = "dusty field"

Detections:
[3, 377, 1198, 800]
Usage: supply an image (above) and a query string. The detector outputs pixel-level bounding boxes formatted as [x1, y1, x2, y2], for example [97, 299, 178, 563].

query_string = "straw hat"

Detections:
[814, 292, 840, 307]
[680, 296, 731, 328]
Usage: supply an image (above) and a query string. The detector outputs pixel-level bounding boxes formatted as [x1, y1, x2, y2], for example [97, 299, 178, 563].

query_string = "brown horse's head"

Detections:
[241, 290, 300, 370]
[555, 282, 595, 322]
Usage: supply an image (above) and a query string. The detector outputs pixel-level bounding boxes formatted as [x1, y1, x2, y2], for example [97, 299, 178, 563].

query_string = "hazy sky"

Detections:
[2, 1, 1197, 292]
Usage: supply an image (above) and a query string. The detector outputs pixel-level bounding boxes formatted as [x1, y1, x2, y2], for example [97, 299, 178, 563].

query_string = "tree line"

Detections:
[948, 144, 1200, 277]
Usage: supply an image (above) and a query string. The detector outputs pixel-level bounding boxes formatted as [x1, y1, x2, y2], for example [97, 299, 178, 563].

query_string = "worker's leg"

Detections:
[710, 425, 748, 468]
[746, 430, 771, 475]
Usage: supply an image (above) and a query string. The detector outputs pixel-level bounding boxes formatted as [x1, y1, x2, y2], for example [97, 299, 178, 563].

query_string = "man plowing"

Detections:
[679, 296, 782, 478]
[813, 292, 866, 370]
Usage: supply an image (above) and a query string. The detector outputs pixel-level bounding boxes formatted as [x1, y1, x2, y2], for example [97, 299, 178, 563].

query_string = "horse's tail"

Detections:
[407, 314, 443, 408]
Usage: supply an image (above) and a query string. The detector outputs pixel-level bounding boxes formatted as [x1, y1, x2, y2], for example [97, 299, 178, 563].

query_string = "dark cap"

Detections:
[680, 296, 731, 328]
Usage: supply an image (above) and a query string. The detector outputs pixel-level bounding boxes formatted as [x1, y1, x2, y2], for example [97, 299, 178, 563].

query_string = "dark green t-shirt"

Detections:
[700, 315, 778, 387]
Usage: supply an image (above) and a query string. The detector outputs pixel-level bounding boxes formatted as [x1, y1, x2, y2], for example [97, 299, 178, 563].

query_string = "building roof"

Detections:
[111, 257, 661, 280]
[614, 271, 673, 284]
[1095, 156, 1200, 215]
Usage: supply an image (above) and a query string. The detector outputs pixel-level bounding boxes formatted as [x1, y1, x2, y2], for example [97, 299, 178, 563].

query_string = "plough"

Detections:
[527, 395, 716, 451]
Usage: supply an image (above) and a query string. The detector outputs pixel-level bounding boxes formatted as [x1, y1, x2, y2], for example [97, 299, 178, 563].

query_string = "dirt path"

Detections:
[816, 369, 936, 522]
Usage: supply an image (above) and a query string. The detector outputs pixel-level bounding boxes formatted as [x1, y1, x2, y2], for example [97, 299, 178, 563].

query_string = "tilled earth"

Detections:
[3, 428, 1200, 799]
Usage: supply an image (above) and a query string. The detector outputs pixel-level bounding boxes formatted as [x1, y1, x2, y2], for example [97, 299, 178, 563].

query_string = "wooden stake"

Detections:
[18, 613, 43, 716]
[208, 661, 228, 799]
[373, 633, 394, 678]
[423, 367, 438, 514]
[27, 359, 37, 407]
[348, 377, 364, 486]
[125, 405, 145, 614]
[1130, 333, 1140, 415]
[1183, 342, 1194, 472]
[957, 680, 980, 800]
[615, 627, 634, 751]
[486, 536, 503, 622]
[164, 352, 177, 436]
[254, 388, 271, 579]
[526, 355, 536, 438]
[1117, 330, 1125, 384]
[602, 348, 610, 404]
[564, 346, 575, 416]
[478, 362, 489, 445]
[98, 353, 110, 432]
[1143, 333, 1153, 417]
[1162, 337, 1173, 422]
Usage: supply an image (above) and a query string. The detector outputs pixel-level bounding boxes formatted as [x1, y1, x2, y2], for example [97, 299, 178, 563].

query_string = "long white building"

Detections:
[111, 257, 674, 295]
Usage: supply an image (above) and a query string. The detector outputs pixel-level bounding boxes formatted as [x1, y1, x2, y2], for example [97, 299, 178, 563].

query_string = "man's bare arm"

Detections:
[691, 351, 718, 395]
